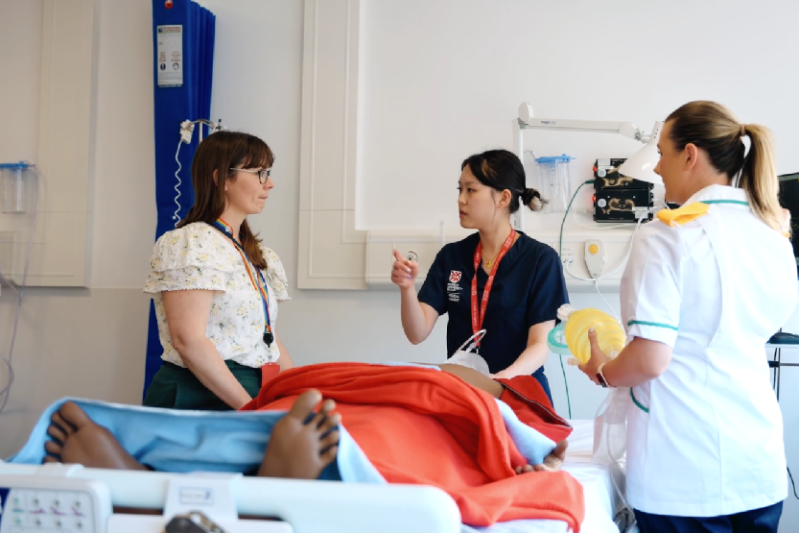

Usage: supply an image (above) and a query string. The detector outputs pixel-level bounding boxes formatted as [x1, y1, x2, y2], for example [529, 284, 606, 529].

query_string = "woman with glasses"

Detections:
[143, 131, 294, 411]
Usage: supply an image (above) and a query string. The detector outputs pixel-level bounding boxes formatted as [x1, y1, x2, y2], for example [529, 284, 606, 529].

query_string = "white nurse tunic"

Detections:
[621, 184, 798, 516]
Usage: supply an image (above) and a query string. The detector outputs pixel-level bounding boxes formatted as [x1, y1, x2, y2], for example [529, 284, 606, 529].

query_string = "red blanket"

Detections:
[242, 363, 584, 529]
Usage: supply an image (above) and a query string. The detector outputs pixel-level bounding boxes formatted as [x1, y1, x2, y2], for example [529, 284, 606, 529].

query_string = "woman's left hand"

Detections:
[577, 328, 610, 386]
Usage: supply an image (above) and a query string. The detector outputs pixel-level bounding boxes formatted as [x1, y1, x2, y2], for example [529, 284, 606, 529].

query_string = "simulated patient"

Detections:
[38, 363, 583, 528]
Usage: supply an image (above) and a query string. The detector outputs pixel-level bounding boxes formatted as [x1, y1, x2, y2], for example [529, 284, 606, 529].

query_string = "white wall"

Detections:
[358, 0, 799, 232]
[354, 2, 799, 528]
[0, 0, 41, 162]
[1, 1, 799, 530]
[0, 0, 156, 454]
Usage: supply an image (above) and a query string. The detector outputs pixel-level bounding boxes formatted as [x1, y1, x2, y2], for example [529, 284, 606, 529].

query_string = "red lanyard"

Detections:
[471, 229, 516, 345]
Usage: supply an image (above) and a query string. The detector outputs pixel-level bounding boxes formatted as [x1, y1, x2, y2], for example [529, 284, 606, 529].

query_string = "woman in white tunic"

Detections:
[579, 101, 797, 532]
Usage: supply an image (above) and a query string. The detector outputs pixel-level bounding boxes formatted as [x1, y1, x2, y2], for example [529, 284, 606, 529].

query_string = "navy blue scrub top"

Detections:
[418, 232, 568, 392]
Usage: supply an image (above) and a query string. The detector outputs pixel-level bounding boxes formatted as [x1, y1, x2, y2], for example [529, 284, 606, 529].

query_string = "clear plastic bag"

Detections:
[594, 387, 637, 532]
[593, 386, 629, 464]
[444, 329, 491, 377]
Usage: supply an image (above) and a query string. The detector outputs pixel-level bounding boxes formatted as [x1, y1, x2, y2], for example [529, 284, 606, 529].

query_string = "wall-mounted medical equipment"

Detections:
[778, 172, 799, 275]
[0, 162, 34, 214]
[583, 239, 605, 278]
[516, 103, 663, 185]
[172, 118, 224, 224]
[530, 153, 574, 213]
[0, 162, 41, 417]
[180, 118, 223, 145]
[593, 158, 654, 223]
[513, 103, 663, 286]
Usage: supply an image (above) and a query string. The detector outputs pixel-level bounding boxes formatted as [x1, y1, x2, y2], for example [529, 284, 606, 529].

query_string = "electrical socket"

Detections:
[558, 244, 576, 265]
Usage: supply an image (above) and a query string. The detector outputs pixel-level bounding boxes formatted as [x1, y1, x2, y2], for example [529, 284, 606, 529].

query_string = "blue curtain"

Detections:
[144, 0, 216, 399]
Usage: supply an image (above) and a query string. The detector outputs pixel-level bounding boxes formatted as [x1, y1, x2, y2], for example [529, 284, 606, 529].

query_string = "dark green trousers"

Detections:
[143, 360, 261, 411]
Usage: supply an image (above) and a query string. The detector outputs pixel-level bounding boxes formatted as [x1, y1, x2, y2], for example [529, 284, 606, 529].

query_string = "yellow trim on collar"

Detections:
[656, 202, 710, 227]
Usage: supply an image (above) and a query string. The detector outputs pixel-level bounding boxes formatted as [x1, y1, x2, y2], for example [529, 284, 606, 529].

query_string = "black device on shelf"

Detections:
[778, 172, 799, 277]
[768, 331, 799, 401]
[592, 158, 654, 223]
[768, 330, 799, 501]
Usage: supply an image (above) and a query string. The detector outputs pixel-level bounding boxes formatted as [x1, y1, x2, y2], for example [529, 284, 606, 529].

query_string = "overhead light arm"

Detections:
[515, 102, 662, 184]
[517, 103, 649, 142]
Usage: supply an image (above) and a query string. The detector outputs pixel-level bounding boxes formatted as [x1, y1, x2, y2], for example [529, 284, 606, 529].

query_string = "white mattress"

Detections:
[465, 420, 623, 533]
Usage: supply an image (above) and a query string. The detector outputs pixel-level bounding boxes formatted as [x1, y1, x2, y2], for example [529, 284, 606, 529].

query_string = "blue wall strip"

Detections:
[144, 0, 215, 399]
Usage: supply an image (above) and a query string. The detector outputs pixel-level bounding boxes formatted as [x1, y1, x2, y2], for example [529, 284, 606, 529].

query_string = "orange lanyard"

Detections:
[212, 219, 273, 346]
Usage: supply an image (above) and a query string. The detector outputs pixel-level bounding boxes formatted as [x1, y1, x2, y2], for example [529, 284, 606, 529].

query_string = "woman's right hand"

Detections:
[391, 249, 420, 290]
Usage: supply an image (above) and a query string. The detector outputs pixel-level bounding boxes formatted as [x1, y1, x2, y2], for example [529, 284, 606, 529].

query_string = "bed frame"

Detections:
[0, 462, 461, 533]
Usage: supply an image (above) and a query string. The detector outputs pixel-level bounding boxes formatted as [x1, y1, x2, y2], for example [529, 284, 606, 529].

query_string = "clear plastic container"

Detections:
[533, 154, 574, 213]
[1, 162, 32, 214]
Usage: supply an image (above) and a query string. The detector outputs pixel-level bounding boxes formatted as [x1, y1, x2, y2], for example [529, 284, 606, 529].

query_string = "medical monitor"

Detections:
[778, 172, 799, 273]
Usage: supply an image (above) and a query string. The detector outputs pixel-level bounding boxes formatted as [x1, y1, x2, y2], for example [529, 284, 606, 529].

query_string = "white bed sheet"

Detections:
[464, 420, 623, 533]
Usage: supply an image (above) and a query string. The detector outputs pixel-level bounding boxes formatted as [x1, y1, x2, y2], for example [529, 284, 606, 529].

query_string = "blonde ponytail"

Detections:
[739, 124, 783, 232]
[666, 101, 784, 232]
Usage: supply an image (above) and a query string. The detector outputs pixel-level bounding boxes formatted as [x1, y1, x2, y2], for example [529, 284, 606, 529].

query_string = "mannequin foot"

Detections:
[44, 402, 147, 471]
[258, 390, 340, 479]
[515, 440, 568, 474]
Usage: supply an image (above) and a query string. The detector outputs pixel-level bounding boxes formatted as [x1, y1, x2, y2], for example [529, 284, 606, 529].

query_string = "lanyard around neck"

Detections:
[471, 229, 516, 346]
[211, 219, 274, 346]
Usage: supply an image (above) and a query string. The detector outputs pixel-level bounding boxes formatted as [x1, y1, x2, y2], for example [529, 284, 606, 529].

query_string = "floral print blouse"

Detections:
[143, 222, 290, 368]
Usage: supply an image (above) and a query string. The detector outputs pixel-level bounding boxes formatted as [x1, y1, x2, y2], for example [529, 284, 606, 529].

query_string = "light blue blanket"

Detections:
[8, 389, 556, 482]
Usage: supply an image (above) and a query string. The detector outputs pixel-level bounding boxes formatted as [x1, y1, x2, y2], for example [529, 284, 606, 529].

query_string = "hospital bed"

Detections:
[0, 420, 622, 533]
[475, 420, 625, 533]
[0, 462, 460, 533]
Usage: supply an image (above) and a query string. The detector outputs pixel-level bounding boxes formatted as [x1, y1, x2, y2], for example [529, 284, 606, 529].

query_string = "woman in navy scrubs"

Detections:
[391, 149, 568, 402]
